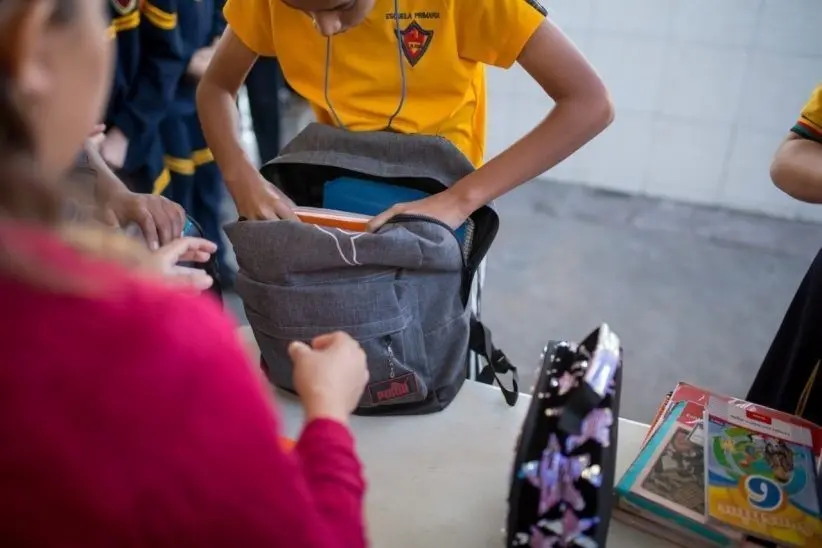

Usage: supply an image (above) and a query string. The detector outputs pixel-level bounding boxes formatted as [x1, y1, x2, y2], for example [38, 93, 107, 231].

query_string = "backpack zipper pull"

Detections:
[385, 337, 396, 379]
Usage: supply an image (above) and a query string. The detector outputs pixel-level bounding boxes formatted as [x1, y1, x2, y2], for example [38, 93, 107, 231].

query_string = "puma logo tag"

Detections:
[369, 373, 419, 404]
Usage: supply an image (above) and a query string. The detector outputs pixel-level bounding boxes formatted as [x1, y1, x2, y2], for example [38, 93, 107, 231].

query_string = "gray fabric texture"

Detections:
[261, 123, 476, 189]
[225, 217, 469, 413]
[226, 123, 498, 414]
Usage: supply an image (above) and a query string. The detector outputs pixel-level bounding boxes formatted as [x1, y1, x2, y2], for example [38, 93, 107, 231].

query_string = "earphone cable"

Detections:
[323, 0, 407, 132]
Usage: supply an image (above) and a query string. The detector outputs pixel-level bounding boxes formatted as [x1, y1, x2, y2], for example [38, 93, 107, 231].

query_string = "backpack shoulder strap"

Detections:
[470, 316, 519, 406]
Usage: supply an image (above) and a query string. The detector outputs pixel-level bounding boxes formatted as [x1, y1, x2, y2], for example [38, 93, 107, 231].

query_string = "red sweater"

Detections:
[0, 224, 367, 547]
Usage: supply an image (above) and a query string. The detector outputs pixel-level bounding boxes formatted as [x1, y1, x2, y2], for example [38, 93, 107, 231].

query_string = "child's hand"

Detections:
[86, 124, 107, 150]
[367, 189, 472, 232]
[106, 191, 186, 250]
[234, 177, 299, 221]
[146, 237, 218, 292]
[100, 127, 129, 170]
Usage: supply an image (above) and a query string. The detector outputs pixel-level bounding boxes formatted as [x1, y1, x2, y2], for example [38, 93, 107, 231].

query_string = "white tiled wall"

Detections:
[487, 0, 822, 221]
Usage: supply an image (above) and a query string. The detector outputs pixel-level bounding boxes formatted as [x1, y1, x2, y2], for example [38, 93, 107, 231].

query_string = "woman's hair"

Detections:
[0, 0, 63, 224]
[0, 0, 149, 291]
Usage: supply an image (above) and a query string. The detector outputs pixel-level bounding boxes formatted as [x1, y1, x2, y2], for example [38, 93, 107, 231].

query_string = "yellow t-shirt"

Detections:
[792, 84, 822, 143]
[223, 0, 547, 166]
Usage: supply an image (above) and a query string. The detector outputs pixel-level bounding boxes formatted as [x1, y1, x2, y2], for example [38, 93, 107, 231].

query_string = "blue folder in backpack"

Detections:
[322, 177, 468, 245]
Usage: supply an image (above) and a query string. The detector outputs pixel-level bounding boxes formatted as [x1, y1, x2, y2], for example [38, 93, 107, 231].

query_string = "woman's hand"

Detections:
[145, 237, 218, 292]
[289, 332, 369, 424]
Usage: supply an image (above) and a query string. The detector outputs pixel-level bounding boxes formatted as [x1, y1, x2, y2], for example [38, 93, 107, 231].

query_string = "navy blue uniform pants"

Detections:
[116, 136, 168, 196]
[160, 112, 229, 279]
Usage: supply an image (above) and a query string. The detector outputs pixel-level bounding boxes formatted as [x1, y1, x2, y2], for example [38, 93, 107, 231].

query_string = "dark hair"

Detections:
[0, 0, 148, 290]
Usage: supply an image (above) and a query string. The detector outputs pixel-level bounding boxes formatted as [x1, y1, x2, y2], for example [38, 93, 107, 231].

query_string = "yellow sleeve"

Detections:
[223, 0, 277, 57]
[792, 85, 822, 143]
[455, 0, 547, 68]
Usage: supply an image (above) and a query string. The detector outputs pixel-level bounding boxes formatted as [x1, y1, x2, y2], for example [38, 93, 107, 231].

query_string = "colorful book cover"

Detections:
[617, 400, 743, 547]
[705, 399, 822, 546]
[643, 391, 673, 445]
[645, 383, 822, 467]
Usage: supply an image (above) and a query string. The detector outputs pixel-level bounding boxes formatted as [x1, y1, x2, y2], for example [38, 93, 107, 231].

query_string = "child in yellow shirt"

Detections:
[770, 84, 822, 202]
[748, 83, 822, 426]
[197, 0, 613, 230]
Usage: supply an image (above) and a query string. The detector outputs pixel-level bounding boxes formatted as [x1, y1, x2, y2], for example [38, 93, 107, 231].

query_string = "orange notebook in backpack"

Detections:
[294, 207, 371, 232]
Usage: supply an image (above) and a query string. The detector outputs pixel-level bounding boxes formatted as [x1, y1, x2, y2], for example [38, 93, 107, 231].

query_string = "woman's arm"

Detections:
[0, 279, 366, 546]
[136, 295, 367, 546]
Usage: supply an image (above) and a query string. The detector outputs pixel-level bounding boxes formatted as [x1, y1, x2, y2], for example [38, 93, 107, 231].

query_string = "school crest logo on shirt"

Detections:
[396, 21, 434, 67]
[110, 0, 138, 15]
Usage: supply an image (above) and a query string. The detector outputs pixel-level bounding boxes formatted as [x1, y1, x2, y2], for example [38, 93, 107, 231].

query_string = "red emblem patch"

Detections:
[396, 21, 434, 67]
[368, 373, 419, 404]
[110, 0, 138, 15]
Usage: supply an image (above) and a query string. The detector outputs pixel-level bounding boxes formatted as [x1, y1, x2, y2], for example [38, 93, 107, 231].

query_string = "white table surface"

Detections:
[240, 327, 672, 547]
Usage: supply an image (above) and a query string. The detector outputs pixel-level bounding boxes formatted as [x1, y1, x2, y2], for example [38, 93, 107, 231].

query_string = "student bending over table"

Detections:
[197, 0, 614, 230]
[0, 1, 370, 546]
[747, 84, 822, 426]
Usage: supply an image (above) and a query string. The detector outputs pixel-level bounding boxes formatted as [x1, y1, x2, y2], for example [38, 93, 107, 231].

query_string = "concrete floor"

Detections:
[225, 97, 821, 423]
[481, 182, 819, 422]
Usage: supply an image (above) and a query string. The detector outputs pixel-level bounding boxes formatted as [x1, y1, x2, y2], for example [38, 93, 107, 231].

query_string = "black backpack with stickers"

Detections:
[507, 324, 623, 547]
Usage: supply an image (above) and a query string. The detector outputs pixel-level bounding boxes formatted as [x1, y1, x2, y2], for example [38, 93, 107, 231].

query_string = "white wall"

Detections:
[485, 0, 822, 221]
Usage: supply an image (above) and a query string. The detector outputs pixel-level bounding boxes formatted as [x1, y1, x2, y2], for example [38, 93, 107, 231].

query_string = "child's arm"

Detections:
[770, 86, 822, 203]
[369, 4, 613, 231]
[454, 19, 613, 206]
[103, 1, 186, 170]
[197, 0, 296, 221]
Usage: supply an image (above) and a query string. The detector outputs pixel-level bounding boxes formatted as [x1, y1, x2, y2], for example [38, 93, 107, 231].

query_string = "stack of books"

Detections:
[615, 382, 822, 547]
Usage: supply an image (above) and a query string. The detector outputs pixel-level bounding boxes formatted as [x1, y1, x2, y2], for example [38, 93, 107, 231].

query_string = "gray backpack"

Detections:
[225, 124, 518, 415]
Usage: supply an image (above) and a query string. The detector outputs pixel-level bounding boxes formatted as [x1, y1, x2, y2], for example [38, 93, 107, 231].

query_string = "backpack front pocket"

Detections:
[239, 277, 430, 409]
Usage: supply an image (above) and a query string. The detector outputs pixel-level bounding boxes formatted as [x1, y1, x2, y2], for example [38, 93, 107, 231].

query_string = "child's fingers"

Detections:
[165, 266, 213, 291]
[88, 124, 106, 137]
